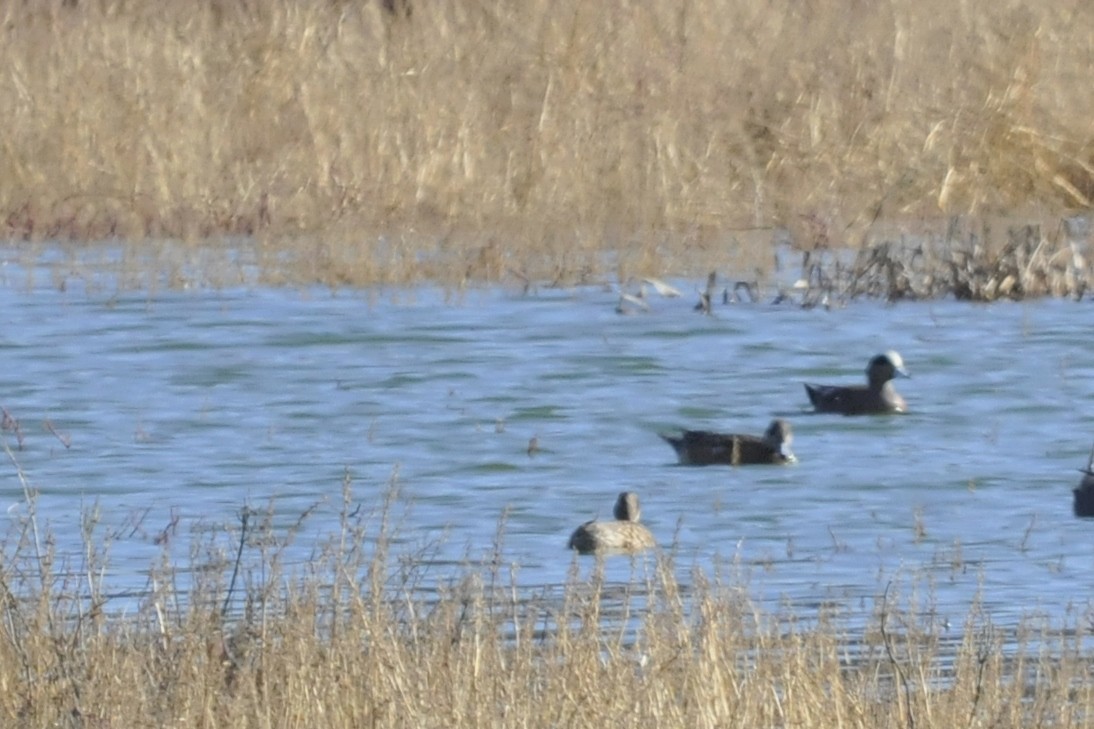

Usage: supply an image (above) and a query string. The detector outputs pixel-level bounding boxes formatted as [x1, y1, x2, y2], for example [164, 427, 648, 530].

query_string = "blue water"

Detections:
[1, 247, 1093, 630]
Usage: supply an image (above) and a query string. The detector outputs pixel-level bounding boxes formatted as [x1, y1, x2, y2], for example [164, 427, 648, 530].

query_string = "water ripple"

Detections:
[0, 257, 1092, 629]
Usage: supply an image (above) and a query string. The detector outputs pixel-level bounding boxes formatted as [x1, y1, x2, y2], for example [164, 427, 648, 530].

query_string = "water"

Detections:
[1, 248, 1093, 632]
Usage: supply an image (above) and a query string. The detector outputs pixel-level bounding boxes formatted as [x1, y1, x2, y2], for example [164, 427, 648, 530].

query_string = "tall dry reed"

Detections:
[1, 448, 1093, 727]
[0, 0, 1091, 286]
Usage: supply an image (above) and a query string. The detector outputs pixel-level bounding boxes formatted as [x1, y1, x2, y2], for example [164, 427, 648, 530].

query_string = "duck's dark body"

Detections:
[1074, 445, 1094, 518]
[660, 419, 795, 466]
[805, 351, 909, 415]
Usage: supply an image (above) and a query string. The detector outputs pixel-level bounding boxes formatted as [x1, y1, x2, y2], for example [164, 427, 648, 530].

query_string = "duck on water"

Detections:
[568, 492, 657, 556]
[660, 419, 796, 466]
[805, 351, 909, 415]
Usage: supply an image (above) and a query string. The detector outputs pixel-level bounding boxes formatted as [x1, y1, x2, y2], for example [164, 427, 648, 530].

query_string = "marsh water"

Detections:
[2, 247, 1093, 632]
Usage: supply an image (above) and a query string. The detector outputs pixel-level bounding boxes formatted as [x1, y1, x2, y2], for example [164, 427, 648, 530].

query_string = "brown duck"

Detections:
[660, 418, 796, 466]
[568, 492, 657, 555]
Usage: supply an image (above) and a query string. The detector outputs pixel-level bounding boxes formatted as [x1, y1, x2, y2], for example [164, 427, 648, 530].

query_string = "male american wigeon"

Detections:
[1074, 444, 1094, 518]
[568, 492, 657, 555]
[804, 351, 909, 415]
[660, 419, 796, 466]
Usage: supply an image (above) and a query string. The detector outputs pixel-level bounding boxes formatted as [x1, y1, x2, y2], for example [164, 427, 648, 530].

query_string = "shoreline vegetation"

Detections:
[2, 465, 1093, 727]
[1, 1, 1092, 296]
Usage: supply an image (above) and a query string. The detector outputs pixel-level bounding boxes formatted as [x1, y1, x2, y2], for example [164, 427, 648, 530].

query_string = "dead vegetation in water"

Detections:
[1, 454, 1094, 727]
[0, 0, 1091, 292]
[615, 215, 1092, 312]
[794, 215, 1091, 304]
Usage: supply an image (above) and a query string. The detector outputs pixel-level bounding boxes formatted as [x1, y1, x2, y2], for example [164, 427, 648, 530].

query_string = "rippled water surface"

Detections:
[2, 249, 1093, 629]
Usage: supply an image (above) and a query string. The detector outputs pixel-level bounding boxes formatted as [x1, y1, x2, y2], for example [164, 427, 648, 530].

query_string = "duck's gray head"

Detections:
[763, 419, 793, 447]
[868, 351, 909, 383]
[613, 491, 642, 522]
[764, 419, 795, 460]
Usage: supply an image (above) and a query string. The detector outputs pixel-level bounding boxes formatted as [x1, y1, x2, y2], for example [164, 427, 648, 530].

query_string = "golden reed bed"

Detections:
[1, 472, 1093, 728]
[0, 1, 1091, 289]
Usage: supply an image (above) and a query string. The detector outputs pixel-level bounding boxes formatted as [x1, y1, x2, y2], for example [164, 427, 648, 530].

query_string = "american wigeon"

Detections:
[804, 351, 909, 415]
[1074, 444, 1094, 518]
[568, 492, 657, 555]
[660, 419, 796, 466]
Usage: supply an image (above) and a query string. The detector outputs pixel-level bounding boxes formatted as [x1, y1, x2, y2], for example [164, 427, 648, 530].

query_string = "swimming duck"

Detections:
[568, 492, 657, 555]
[660, 419, 796, 466]
[1074, 444, 1094, 518]
[804, 351, 909, 415]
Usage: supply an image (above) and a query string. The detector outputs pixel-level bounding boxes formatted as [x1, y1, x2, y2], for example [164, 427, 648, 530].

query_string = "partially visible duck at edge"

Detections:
[805, 350, 909, 415]
[568, 492, 657, 556]
[1074, 444, 1094, 518]
[660, 419, 796, 466]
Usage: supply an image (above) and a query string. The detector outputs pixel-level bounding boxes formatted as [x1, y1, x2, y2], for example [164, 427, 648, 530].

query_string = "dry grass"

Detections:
[0, 0, 1091, 288]
[790, 215, 1092, 303]
[1, 457, 1093, 727]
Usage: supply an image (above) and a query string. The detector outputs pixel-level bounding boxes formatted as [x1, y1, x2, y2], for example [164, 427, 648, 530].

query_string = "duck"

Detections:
[568, 492, 657, 555]
[1074, 444, 1094, 518]
[660, 419, 796, 466]
[804, 350, 909, 415]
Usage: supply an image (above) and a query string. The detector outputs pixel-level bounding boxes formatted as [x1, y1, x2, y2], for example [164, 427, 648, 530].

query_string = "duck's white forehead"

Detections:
[884, 350, 904, 368]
